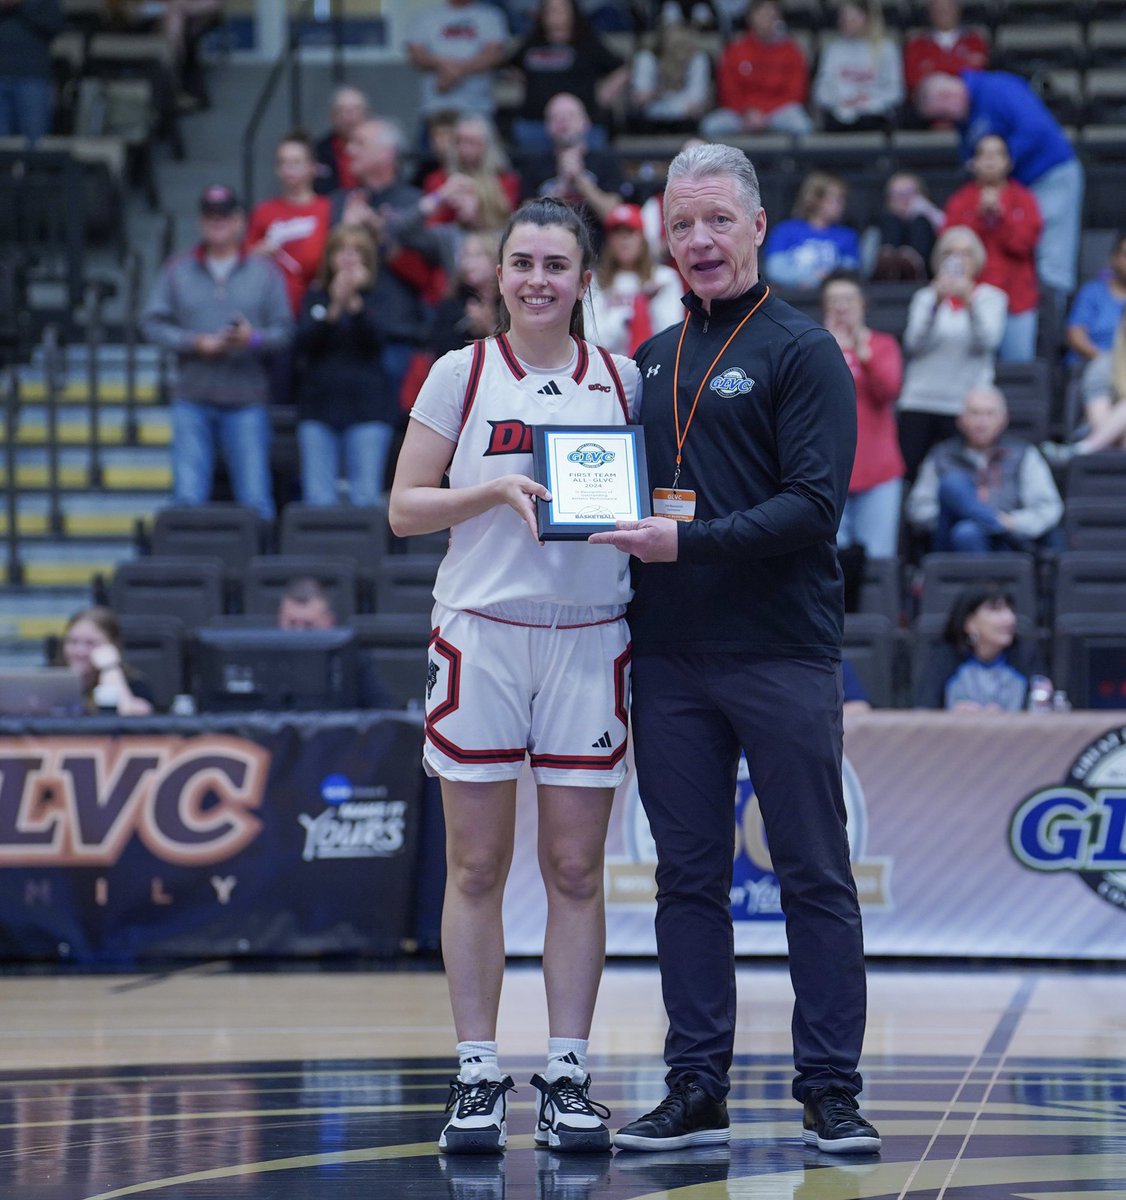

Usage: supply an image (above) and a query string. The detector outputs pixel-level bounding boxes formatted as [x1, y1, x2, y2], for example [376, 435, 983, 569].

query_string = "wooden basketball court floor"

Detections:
[1, 959, 1123, 1199]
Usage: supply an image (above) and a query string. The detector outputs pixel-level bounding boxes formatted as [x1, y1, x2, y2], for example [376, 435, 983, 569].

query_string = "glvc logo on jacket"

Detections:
[1010, 725, 1126, 912]
[709, 367, 755, 397]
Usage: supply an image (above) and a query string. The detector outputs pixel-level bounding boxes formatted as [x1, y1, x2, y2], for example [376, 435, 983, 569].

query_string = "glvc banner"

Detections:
[503, 713, 1126, 958]
[0, 712, 426, 962]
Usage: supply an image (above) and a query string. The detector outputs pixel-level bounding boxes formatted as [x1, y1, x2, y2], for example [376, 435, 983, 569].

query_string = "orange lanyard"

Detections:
[670, 286, 770, 488]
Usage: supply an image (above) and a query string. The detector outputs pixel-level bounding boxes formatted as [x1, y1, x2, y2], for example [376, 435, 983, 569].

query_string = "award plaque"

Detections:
[531, 425, 651, 541]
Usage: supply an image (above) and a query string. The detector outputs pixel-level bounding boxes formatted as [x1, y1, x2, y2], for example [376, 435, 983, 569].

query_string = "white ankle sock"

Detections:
[456, 1040, 503, 1082]
[545, 1037, 589, 1082]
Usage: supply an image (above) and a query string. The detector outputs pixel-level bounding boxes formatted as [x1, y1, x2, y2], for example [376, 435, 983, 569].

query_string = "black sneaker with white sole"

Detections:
[802, 1086, 881, 1154]
[530, 1073, 611, 1152]
[612, 1076, 730, 1151]
[439, 1074, 515, 1155]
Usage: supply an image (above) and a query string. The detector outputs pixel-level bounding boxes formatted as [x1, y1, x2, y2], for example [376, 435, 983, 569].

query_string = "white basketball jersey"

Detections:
[410, 334, 642, 610]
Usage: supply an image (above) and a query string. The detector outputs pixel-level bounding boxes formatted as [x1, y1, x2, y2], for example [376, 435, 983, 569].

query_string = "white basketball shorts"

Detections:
[423, 599, 631, 787]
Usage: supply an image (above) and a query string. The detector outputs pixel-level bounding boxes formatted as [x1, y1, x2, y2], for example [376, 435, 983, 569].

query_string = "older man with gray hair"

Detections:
[329, 116, 443, 410]
[591, 143, 880, 1156]
[906, 384, 1063, 553]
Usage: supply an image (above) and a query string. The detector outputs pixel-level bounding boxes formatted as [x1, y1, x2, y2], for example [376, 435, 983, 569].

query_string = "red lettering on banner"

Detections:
[484, 419, 533, 456]
[0, 736, 269, 867]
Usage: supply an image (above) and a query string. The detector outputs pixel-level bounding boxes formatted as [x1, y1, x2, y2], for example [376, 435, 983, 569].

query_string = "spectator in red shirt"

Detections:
[419, 113, 521, 234]
[943, 134, 1042, 363]
[246, 131, 332, 317]
[700, 0, 812, 137]
[905, 0, 988, 125]
[821, 270, 904, 559]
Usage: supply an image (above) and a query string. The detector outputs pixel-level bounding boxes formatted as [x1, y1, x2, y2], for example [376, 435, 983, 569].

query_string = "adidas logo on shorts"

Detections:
[591, 730, 613, 748]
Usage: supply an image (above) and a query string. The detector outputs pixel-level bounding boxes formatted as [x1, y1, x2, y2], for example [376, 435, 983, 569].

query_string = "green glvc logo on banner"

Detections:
[1010, 724, 1126, 912]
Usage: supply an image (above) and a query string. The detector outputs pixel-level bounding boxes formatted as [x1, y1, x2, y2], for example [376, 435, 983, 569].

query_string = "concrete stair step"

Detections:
[0, 491, 163, 538]
[1, 539, 135, 589]
[15, 379, 161, 405]
[13, 408, 171, 446]
[0, 643, 51, 671]
[0, 446, 172, 491]
[0, 588, 95, 651]
[0, 465, 172, 489]
[30, 342, 162, 368]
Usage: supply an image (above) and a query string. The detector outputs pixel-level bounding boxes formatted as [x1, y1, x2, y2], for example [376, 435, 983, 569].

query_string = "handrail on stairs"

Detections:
[3, 366, 22, 586]
[240, 0, 347, 209]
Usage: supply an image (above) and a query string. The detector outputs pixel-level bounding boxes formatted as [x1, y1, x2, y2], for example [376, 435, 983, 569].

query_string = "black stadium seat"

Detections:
[917, 552, 1038, 620]
[109, 558, 225, 628]
[242, 555, 360, 621]
[117, 614, 185, 712]
[1063, 497, 1126, 551]
[1054, 551, 1126, 620]
[843, 612, 898, 707]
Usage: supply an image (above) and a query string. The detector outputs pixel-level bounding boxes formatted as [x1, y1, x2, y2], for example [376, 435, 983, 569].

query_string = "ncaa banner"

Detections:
[0, 712, 425, 962]
[503, 712, 1126, 958]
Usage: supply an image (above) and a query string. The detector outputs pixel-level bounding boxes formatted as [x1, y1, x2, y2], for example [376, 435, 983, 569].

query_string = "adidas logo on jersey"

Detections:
[591, 731, 613, 749]
[537, 380, 563, 396]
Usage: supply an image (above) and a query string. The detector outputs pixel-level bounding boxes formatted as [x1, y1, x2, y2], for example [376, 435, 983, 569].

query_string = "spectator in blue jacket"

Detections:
[763, 172, 860, 289]
[915, 70, 1083, 298]
[0, 0, 63, 139]
[914, 582, 1043, 711]
[1066, 232, 1126, 368]
[140, 185, 293, 521]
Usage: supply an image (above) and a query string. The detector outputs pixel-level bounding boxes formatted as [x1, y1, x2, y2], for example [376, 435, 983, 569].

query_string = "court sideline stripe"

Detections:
[894, 974, 1038, 1200]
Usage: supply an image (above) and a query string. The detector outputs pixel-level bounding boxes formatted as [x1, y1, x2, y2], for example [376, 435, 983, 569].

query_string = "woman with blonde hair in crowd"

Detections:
[628, 6, 713, 132]
[896, 225, 1007, 478]
[419, 113, 522, 234]
[813, 0, 904, 132]
[58, 607, 155, 716]
[588, 203, 683, 355]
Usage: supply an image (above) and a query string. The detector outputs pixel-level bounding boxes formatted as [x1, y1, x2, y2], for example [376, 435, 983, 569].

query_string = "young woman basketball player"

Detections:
[390, 197, 641, 1156]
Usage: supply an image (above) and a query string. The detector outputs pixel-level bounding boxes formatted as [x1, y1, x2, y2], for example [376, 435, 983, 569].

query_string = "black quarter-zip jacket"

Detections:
[629, 280, 857, 659]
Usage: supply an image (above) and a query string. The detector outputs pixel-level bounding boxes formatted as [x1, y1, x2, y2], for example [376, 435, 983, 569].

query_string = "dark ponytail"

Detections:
[495, 197, 595, 340]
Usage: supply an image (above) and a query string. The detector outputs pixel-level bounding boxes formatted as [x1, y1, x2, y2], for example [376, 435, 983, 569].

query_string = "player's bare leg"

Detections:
[531, 784, 615, 1151]
[440, 778, 518, 1040]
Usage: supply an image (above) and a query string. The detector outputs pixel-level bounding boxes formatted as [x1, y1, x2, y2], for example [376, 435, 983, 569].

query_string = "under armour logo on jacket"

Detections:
[646, 364, 661, 378]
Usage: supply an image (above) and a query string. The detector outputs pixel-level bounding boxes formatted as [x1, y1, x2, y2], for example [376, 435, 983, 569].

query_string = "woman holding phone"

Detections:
[896, 225, 1008, 479]
[389, 197, 640, 1156]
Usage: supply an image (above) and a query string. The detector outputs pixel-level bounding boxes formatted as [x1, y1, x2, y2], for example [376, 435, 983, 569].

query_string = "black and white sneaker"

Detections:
[802, 1086, 881, 1154]
[530, 1073, 612, 1152]
[612, 1076, 730, 1151]
[439, 1072, 515, 1155]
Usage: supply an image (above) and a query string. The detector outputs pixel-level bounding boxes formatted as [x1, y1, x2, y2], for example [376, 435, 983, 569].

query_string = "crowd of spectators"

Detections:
[20, 0, 1124, 715]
